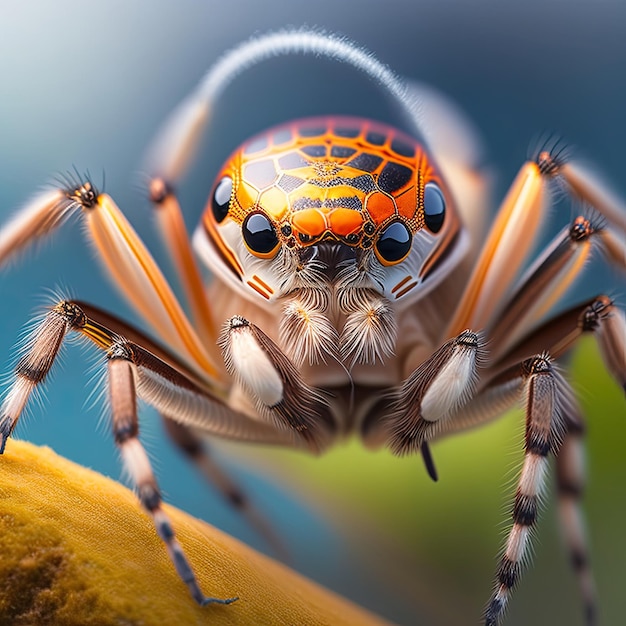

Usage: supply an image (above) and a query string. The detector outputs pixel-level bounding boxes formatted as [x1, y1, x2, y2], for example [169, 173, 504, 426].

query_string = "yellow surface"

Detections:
[0, 440, 391, 626]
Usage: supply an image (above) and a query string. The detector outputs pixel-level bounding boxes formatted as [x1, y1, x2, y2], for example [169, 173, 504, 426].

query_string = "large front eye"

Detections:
[423, 182, 446, 233]
[242, 212, 280, 257]
[375, 220, 412, 265]
[211, 176, 233, 223]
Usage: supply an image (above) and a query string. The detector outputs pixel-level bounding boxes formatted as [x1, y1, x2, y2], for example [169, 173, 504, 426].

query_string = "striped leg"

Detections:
[148, 179, 217, 350]
[487, 213, 605, 358]
[408, 297, 621, 624]
[0, 299, 298, 605]
[484, 354, 568, 626]
[557, 407, 596, 625]
[0, 176, 221, 382]
[163, 417, 288, 559]
[109, 356, 237, 605]
[447, 142, 626, 342]
[0, 304, 70, 452]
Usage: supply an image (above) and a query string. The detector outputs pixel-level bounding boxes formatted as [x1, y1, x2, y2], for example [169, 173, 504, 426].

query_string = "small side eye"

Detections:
[375, 220, 412, 265]
[211, 176, 233, 223]
[423, 182, 446, 233]
[242, 212, 280, 257]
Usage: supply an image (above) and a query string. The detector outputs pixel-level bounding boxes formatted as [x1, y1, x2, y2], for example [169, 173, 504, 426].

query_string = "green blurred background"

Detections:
[0, 1, 625, 625]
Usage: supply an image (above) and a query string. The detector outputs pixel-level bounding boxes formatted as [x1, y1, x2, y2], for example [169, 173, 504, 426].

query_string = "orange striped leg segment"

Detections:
[91, 181, 214, 376]
[85, 189, 220, 379]
[447, 161, 549, 335]
[484, 354, 567, 626]
[448, 146, 626, 340]
[148, 178, 217, 349]
[0, 176, 221, 383]
[487, 214, 603, 359]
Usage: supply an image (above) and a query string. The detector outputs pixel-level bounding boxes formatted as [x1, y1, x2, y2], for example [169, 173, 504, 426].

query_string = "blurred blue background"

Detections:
[1, 1, 625, 625]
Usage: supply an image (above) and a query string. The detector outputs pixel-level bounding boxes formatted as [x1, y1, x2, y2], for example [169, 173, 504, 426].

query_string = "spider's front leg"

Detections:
[0, 299, 300, 605]
[107, 349, 237, 606]
[482, 353, 569, 626]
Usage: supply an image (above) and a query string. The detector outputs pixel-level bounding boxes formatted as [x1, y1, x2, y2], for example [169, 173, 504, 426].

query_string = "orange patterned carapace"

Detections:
[204, 116, 448, 266]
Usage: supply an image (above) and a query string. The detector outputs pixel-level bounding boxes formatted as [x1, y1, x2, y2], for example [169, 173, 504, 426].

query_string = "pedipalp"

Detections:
[219, 315, 336, 452]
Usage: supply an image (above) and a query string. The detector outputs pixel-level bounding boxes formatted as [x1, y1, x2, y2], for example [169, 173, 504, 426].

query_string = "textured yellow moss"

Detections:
[0, 440, 391, 626]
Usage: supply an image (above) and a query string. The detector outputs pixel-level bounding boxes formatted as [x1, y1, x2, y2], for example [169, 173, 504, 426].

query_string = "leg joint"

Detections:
[114, 422, 139, 445]
[52, 301, 87, 329]
[522, 353, 553, 377]
[107, 341, 134, 362]
[512, 493, 538, 526]
[497, 556, 520, 589]
[580, 295, 613, 332]
[149, 177, 174, 205]
[138, 483, 161, 512]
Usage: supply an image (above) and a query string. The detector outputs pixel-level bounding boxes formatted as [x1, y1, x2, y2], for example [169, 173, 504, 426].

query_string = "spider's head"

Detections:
[194, 116, 467, 364]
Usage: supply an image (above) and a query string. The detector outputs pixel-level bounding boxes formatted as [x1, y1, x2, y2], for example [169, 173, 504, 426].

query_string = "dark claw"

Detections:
[420, 441, 438, 482]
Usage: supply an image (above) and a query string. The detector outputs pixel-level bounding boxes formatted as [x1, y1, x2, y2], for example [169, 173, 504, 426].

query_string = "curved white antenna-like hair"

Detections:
[146, 28, 424, 182]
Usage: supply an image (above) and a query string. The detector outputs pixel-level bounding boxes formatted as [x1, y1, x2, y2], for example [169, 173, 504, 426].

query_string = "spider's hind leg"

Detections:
[557, 404, 596, 625]
[163, 417, 289, 560]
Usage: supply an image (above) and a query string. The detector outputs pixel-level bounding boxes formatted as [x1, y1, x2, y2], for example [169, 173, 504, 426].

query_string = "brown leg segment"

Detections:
[109, 355, 237, 605]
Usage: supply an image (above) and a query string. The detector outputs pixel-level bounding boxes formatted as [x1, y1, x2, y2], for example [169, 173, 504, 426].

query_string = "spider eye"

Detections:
[423, 182, 446, 233]
[375, 220, 412, 265]
[211, 176, 233, 223]
[242, 212, 280, 257]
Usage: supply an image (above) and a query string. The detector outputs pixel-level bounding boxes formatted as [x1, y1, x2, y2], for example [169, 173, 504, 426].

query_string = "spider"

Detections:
[0, 29, 624, 626]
